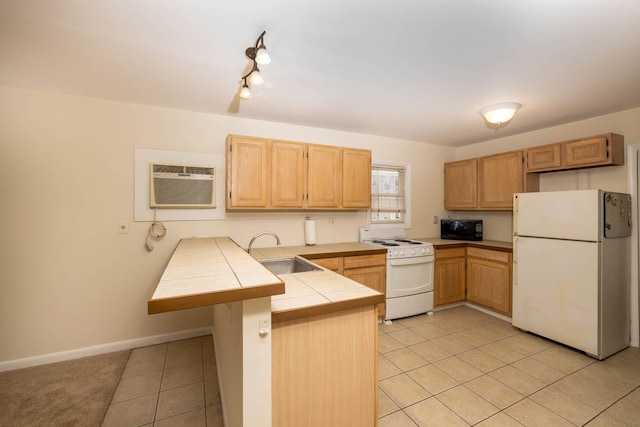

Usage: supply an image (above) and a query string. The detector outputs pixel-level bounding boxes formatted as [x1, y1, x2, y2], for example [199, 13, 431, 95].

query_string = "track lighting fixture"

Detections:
[239, 78, 252, 99]
[239, 31, 271, 100]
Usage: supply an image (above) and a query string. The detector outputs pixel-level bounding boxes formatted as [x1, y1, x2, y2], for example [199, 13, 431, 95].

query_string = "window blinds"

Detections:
[371, 165, 406, 214]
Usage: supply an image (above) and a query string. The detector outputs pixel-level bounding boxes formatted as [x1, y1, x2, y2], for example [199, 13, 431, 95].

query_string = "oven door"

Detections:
[386, 256, 434, 298]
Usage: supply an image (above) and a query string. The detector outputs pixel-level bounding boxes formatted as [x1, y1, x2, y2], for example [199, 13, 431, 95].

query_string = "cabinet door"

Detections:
[342, 148, 371, 208]
[478, 151, 524, 210]
[466, 255, 511, 315]
[526, 144, 562, 172]
[434, 256, 466, 306]
[307, 144, 342, 208]
[564, 136, 609, 167]
[344, 265, 386, 318]
[227, 136, 269, 208]
[444, 159, 477, 209]
[271, 141, 306, 208]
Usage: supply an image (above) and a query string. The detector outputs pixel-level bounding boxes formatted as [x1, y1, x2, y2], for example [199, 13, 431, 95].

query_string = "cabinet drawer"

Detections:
[435, 247, 466, 259]
[312, 257, 343, 272]
[466, 247, 510, 263]
[343, 254, 386, 269]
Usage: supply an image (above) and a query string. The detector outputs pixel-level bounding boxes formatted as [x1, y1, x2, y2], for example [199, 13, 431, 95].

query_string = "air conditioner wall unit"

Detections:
[150, 163, 216, 208]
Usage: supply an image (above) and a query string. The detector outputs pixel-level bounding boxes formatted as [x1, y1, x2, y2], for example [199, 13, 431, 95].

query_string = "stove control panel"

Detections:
[387, 245, 433, 259]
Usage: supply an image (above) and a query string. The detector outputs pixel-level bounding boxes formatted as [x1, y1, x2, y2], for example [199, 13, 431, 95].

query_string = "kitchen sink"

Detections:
[258, 257, 322, 275]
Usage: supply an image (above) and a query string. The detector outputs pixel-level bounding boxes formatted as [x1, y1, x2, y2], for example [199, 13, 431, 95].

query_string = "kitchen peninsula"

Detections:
[148, 237, 384, 427]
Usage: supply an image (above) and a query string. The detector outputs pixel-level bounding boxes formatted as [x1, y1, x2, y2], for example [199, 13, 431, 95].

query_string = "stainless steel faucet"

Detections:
[247, 231, 281, 254]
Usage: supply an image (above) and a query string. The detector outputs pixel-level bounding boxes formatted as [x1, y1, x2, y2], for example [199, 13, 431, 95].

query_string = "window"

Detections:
[370, 162, 411, 226]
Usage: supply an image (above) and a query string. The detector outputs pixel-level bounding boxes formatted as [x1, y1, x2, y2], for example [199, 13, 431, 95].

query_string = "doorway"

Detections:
[626, 143, 640, 346]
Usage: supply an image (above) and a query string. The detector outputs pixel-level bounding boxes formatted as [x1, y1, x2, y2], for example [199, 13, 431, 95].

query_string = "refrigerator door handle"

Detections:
[513, 194, 519, 236]
[513, 236, 518, 286]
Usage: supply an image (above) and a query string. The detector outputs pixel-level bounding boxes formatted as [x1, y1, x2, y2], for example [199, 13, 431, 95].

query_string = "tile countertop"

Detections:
[148, 236, 285, 314]
[148, 238, 384, 323]
[249, 242, 387, 259]
[415, 237, 513, 251]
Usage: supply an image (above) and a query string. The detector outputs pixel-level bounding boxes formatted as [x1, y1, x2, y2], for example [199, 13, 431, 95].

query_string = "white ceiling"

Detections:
[2, 0, 640, 147]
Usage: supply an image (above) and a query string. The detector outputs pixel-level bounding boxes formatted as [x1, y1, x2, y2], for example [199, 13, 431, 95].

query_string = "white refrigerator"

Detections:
[512, 189, 631, 359]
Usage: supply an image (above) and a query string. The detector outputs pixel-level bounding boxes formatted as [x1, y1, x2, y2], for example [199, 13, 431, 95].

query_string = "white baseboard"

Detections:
[0, 326, 213, 372]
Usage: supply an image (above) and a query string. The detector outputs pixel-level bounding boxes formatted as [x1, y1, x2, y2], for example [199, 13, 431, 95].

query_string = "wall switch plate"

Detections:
[118, 221, 130, 234]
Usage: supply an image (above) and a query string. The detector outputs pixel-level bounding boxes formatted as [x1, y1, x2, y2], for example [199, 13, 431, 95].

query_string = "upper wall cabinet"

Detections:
[445, 151, 538, 211]
[478, 151, 527, 209]
[226, 135, 371, 210]
[445, 132, 624, 211]
[444, 159, 478, 210]
[526, 133, 624, 173]
[342, 148, 372, 208]
[226, 135, 270, 208]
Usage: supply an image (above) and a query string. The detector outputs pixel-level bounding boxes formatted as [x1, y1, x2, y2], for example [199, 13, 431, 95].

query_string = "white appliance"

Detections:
[150, 163, 216, 208]
[512, 189, 632, 359]
[360, 227, 434, 320]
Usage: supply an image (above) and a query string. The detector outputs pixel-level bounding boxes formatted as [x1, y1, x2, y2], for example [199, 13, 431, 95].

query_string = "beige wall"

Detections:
[0, 86, 452, 364]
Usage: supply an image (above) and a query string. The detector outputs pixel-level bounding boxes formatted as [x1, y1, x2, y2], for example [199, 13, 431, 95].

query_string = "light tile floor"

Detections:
[102, 306, 640, 426]
[102, 335, 222, 427]
[377, 306, 640, 427]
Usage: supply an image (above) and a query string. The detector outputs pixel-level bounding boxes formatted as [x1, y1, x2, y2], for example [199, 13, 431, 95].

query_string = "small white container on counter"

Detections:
[304, 217, 316, 245]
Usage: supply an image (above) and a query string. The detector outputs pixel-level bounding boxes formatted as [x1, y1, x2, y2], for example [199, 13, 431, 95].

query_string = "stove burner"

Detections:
[372, 240, 400, 246]
[394, 239, 421, 245]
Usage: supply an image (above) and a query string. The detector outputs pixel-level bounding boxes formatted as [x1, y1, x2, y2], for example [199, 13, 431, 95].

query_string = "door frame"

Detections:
[626, 143, 640, 347]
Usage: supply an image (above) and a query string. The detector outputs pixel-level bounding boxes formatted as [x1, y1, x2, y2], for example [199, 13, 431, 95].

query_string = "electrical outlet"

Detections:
[118, 221, 129, 234]
[432, 216, 439, 224]
[328, 218, 335, 226]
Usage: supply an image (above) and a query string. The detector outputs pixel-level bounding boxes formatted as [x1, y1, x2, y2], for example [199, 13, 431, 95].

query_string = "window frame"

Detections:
[368, 160, 412, 228]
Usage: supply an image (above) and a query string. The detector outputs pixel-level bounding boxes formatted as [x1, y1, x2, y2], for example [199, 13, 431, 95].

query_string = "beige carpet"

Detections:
[0, 350, 131, 427]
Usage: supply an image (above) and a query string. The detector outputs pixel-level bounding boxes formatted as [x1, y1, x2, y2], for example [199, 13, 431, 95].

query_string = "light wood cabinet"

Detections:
[272, 305, 377, 427]
[525, 133, 624, 173]
[564, 133, 624, 168]
[271, 140, 306, 208]
[312, 257, 343, 273]
[434, 247, 466, 306]
[307, 144, 342, 208]
[307, 253, 386, 318]
[478, 151, 525, 210]
[444, 159, 478, 209]
[466, 247, 512, 316]
[526, 143, 562, 172]
[342, 148, 372, 208]
[227, 135, 371, 210]
[344, 254, 386, 318]
[226, 135, 269, 208]
[445, 151, 536, 211]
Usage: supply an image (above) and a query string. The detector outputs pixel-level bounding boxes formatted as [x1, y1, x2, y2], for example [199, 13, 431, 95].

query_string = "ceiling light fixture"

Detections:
[480, 102, 521, 125]
[239, 78, 252, 99]
[239, 31, 271, 100]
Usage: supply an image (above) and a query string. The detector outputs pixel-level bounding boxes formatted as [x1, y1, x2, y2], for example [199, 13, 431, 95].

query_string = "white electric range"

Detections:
[360, 227, 434, 321]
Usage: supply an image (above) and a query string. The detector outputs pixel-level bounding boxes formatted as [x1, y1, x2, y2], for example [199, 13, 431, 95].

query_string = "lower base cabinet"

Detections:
[466, 247, 512, 316]
[434, 245, 512, 316]
[272, 305, 378, 426]
[434, 247, 466, 306]
[309, 254, 386, 318]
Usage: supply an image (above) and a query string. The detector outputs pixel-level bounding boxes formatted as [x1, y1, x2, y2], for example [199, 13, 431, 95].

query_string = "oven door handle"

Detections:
[388, 256, 434, 266]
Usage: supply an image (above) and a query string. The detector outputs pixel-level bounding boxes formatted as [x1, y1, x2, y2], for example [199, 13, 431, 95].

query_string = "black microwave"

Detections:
[440, 219, 483, 241]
